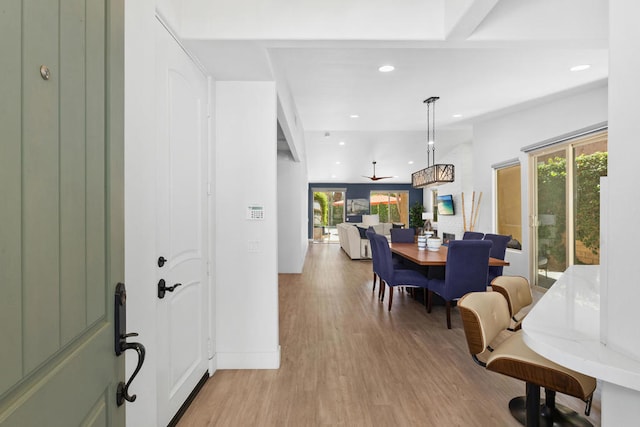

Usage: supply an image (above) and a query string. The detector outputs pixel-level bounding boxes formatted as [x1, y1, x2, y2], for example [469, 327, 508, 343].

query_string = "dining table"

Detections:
[389, 242, 510, 267]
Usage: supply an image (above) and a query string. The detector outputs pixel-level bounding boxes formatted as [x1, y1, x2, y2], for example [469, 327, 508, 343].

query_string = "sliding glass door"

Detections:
[312, 189, 345, 242]
[531, 131, 607, 288]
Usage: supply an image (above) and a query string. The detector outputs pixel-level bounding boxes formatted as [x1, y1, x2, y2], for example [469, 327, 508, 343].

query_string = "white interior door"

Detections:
[155, 19, 209, 425]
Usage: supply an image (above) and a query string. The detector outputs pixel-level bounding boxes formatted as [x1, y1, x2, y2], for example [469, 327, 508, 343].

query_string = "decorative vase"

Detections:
[427, 237, 442, 251]
[417, 235, 427, 250]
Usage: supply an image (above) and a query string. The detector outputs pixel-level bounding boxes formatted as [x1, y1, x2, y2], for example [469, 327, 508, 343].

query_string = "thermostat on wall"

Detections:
[247, 205, 265, 220]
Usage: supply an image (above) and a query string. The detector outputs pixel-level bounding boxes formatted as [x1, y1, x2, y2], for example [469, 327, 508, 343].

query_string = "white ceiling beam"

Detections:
[445, 0, 500, 40]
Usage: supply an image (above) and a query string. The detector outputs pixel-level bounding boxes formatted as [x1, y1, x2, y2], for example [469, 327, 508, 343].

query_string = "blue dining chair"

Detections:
[390, 227, 415, 243]
[483, 233, 511, 285]
[390, 227, 416, 269]
[463, 231, 484, 240]
[370, 233, 430, 311]
[426, 240, 492, 328]
[366, 228, 380, 293]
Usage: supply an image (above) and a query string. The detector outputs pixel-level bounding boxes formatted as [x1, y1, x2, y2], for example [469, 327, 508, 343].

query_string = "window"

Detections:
[312, 189, 346, 242]
[369, 191, 409, 226]
[530, 130, 607, 288]
[495, 163, 522, 247]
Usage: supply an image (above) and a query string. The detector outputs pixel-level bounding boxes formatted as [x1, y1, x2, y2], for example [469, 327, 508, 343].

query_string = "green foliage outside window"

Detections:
[314, 192, 328, 226]
[370, 203, 400, 223]
[537, 151, 607, 264]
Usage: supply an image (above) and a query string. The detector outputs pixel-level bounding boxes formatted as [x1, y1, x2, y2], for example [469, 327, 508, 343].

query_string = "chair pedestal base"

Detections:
[508, 396, 593, 427]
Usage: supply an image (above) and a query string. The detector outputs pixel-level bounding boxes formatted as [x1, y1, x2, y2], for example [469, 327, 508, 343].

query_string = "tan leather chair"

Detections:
[490, 275, 533, 331]
[458, 291, 596, 426]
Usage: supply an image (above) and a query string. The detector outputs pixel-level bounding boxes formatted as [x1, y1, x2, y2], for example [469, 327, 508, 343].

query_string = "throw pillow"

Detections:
[357, 226, 369, 239]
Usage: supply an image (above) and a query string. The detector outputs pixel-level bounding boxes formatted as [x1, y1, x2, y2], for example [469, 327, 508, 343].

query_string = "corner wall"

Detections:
[215, 81, 280, 368]
[602, 2, 640, 423]
[278, 152, 309, 273]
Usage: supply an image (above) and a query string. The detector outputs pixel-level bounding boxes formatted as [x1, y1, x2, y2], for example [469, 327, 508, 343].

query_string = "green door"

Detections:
[0, 0, 125, 425]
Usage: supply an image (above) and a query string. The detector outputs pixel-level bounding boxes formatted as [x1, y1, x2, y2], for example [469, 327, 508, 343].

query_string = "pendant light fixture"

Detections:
[412, 96, 455, 188]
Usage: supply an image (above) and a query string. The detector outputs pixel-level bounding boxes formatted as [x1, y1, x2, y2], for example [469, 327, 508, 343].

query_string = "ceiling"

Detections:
[184, 0, 609, 184]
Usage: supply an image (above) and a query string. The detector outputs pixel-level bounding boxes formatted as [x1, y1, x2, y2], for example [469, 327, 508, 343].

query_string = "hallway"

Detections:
[178, 243, 600, 426]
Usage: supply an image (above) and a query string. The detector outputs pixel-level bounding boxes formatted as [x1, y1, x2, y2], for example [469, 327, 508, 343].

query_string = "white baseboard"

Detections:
[216, 346, 281, 369]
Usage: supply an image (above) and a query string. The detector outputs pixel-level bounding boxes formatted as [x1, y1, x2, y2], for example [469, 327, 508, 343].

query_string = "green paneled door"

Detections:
[0, 0, 125, 425]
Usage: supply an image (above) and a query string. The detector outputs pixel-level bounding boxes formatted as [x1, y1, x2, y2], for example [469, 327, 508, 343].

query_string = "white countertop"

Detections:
[522, 265, 640, 391]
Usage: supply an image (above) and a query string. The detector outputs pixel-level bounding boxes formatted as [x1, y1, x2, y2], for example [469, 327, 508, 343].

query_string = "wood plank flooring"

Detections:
[177, 243, 601, 426]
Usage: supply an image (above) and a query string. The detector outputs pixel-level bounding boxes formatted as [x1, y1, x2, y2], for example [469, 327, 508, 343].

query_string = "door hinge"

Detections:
[207, 182, 212, 196]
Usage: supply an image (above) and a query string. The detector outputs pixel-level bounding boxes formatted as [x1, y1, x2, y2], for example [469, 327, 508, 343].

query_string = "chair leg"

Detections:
[388, 287, 393, 311]
[526, 383, 541, 427]
[446, 301, 451, 329]
[372, 273, 377, 292]
[427, 290, 433, 313]
[379, 281, 386, 301]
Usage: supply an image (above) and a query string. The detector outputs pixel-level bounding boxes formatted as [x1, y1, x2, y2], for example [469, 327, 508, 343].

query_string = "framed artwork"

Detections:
[347, 198, 369, 215]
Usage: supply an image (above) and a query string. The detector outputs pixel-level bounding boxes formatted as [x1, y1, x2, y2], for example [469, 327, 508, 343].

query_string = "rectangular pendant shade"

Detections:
[411, 164, 455, 188]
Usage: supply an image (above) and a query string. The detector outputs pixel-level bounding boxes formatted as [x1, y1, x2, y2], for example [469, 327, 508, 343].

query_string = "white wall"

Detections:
[471, 84, 608, 280]
[602, 2, 640, 424]
[215, 82, 280, 369]
[277, 152, 309, 273]
[124, 1, 160, 426]
[180, 0, 443, 40]
[432, 142, 474, 240]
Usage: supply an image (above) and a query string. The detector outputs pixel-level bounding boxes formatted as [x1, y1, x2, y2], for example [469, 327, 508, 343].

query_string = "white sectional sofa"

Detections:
[336, 215, 397, 260]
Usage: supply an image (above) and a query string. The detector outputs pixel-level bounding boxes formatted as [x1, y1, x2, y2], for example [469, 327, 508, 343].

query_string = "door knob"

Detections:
[157, 279, 182, 299]
[157, 256, 167, 267]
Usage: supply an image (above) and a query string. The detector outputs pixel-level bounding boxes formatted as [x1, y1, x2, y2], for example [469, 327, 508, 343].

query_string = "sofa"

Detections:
[336, 215, 399, 260]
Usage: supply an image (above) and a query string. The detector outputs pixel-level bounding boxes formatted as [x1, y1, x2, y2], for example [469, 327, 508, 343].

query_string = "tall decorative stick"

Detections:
[469, 191, 476, 231]
[472, 192, 483, 231]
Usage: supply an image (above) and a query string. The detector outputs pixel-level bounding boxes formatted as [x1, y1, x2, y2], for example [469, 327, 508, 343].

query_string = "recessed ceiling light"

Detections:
[338, 141, 345, 146]
[331, 175, 337, 178]
[570, 64, 591, 72]
[378, 65, 395, 73]
[452, 114, 463, 118]
[350, 114, 359, 119]
[408, 160, 414, 165]
[335, 161, 341, 165]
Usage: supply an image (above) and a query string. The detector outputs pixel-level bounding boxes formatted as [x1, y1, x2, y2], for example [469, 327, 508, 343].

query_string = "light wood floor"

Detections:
[178, 243, 601, 426]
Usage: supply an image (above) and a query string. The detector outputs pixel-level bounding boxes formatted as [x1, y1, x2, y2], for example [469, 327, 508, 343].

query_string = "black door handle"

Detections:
[114, 283, 146, 406]
[117, 340, 146, 406]
[157, 279, 182, 299]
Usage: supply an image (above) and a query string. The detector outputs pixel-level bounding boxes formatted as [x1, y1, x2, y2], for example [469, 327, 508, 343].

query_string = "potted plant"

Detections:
[409, 202, 425, 234]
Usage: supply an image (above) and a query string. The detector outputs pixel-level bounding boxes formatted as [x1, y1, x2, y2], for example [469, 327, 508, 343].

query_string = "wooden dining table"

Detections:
[389, 242, 510, 267]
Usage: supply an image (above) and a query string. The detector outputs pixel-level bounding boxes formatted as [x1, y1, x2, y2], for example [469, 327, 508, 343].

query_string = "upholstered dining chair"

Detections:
[370, 233, 429, 311]
[490, 275, 533, 331]
[483, 233, 511, 285]
[426, 240, 492, 328]
[390, 227, 416, 267]
[462, 231, 484, 240]
[366, 228, 380, 294]
[458, 291, 596, 426]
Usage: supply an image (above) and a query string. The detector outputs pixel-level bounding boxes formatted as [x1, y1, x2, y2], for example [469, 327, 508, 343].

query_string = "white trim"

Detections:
[521, 122, 608, 153]
[216, 346, 281, 369]
[491, 158, 520, 170]
[154, 11, 208, 76]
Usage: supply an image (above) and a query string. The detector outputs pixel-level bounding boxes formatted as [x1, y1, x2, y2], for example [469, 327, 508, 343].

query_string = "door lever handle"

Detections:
[117, 340, 146, 406]
[157, 279, 182, 299]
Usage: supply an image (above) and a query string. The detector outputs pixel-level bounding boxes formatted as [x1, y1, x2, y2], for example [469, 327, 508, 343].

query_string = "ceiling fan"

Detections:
[363, 161, 393, 181]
